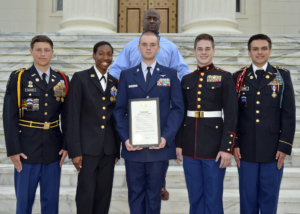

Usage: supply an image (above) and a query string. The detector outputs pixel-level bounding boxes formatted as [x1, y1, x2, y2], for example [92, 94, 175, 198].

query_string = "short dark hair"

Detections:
[248, 34, 272, 50]
[139, 30, 159, 45]
[194, 33, 215, 49]
[30, 35, 53, 49]
[93, 41, 114, 54]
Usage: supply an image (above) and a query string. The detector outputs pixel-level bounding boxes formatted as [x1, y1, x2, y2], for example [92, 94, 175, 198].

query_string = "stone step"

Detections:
[1, 164, 300, 189]
[0, 186, 299, 214]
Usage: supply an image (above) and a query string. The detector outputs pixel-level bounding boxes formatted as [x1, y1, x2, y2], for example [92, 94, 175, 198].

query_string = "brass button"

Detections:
[35, 78, 39, 82]
[216, 126, 218, 129]
[101, 125, 105, 129]
[198, 91, 201, 95]
[44, 112, 48, 116]
[227, 148, 230, 151]
[45, 93, 48, 97]
[201, 73, 204, 76]
[102, 97, 106, 100]
[198, 98, 201, 101]
[102, 116, 106, 120]
[103, 106, 106, 110]
[45, 103, 48, 106]
[243, 92, 245, 95]
[187, 87, 189, 89]
[19, 130, 22, 133]
[51, 79, 55, 82]
[256, 101, 260, 105]
[256, 110, 259, 114]
[184, 124, 186, 126]
[256, 119, 260, 123]
[266, 75, 269, 79]
[29, 93, 32, 96]
[199, 84, 202, 88]
[200, 78, 203, 82]
[230, 134, 233, 137]
[257, 91, 260, 95]
[212, 86, 215, 89]
[197, 105, 201, 109]
[229, 141, 232, 144]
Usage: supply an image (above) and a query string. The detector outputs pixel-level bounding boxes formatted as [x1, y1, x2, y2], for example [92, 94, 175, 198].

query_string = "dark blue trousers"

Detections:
[183, 157, 226, 214]
[14, 160, 61, 214]
[238, 161, 283, 214]
[125, 160, 166, 214]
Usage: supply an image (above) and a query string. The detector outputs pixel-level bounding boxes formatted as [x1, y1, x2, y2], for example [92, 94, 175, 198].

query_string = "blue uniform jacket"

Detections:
[113, 62, 184, 162]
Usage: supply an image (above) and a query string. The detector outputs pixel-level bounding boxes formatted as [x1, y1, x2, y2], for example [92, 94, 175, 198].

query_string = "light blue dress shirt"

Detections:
[109, 33, 190, 81]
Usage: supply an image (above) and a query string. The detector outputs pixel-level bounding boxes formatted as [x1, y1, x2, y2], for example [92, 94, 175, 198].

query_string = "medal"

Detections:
[271, 85, 277, 98]
[110, 86, 117, 102]
[241, 96, 247, 107]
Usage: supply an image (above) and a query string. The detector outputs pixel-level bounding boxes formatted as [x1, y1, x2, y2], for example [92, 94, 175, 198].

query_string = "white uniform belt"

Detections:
[187, 110, 222, 118]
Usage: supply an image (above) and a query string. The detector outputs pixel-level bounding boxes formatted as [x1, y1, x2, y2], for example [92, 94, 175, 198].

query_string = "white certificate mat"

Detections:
[129, 98, 161, 148]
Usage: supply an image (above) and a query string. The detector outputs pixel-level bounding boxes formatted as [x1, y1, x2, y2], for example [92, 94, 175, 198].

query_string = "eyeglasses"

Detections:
[146, 17, 159, 22]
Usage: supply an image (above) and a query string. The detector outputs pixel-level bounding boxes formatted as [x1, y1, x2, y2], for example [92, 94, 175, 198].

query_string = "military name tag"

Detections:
[25, 88, 36, 92]
[241, 86, 249, 91]
[129, 84, 138, 88]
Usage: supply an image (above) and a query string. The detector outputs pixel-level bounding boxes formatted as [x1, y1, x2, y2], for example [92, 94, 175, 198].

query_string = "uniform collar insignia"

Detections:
[52, 74, 57, 78]
[31, 74, 36, 77]
[91, 74, 95, 77]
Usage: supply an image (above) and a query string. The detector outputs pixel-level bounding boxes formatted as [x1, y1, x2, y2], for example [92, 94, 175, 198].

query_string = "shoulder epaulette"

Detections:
[215, 67, 228, 73]
[14, 68, 29, 74]
[234, 66, 247, 74]
[53, 69, 68, 76]
[273, 65, 287, 72]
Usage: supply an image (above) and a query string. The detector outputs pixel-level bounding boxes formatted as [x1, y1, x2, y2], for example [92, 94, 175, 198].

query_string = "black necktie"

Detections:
[255, 69, 264, 84]
[146, 67, 152, 88]
[42, 73, 47, 87]
[100, 76, 106, 91]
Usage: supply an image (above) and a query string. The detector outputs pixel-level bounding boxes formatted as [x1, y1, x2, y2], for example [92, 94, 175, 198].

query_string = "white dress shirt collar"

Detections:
[252, 62, 268, 79]
[141, 61, 157, 81]
[94, 65, 108, 91]
[34, 64, 50, 83]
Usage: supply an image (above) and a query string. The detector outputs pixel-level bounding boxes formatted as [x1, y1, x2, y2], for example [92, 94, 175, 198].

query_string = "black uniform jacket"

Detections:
[3, 65, 69, 164]
[66, 67, 120, 159]
[176, 63, 238, 159]
[233, 63, 295, 163]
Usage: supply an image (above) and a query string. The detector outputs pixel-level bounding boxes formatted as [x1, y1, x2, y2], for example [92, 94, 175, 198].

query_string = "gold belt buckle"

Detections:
[195, 111, 204, 118]
[43, 122, 50, 130]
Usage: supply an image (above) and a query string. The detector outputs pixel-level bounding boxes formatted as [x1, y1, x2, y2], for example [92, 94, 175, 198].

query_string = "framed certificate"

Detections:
[129, 98, 161, 148]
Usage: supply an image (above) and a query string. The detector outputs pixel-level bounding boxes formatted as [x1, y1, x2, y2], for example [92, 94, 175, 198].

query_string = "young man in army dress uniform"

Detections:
[233, 34, 295, 214]
[175, 34, 237, 214]
[3, 35, 69, 214]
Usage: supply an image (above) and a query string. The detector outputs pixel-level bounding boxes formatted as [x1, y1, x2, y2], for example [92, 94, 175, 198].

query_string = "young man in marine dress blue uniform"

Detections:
[113, 31, 184, 214]
[3, 35, 69, 214]
[176, 33, 237, 214]
[110, 8, 190, 200]
[233, 34, 295, 214]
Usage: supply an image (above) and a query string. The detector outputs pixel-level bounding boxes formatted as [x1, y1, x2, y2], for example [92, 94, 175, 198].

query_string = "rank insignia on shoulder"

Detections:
[110, 86, 117, 102]
[207, 75, 221, 82]
[157, 78, 171, 87]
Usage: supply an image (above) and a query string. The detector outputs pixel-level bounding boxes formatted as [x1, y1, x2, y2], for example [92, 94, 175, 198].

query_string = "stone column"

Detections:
[58, 0, 118, 33]
[181, 0, 242, 34]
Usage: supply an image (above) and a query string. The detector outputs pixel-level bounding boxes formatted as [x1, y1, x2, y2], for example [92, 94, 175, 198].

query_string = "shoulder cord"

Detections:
[236, 67, 247, 98]
[276, 68, 284, 108]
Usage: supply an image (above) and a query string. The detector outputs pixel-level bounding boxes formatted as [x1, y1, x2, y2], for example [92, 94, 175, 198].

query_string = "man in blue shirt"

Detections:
[110, 8, 190, 200]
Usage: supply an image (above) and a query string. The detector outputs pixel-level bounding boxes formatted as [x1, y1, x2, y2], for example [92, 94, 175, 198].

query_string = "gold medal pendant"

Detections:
[61, 97, 64, 102]
[110, 96, 114, 102]
[56, 97, 60, 102]
[272, 92, 277, 98]
[113, 96, 117, 102]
